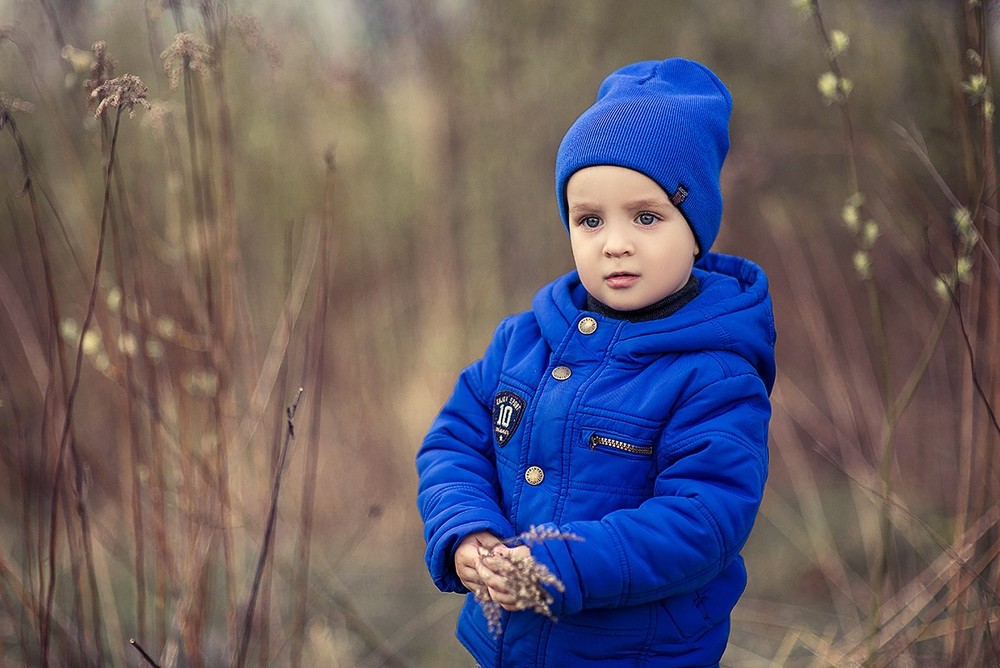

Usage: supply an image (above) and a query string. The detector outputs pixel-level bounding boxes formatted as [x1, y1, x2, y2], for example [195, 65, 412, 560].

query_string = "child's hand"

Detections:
[455, 531, 502, 598]
[475, 543, 533, 611]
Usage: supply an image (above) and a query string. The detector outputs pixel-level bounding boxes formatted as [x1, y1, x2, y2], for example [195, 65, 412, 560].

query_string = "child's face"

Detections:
[567, 165, 699, 312]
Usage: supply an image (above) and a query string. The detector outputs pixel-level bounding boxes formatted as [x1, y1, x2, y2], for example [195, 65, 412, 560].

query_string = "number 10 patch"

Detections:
[493, 391, 526, 447]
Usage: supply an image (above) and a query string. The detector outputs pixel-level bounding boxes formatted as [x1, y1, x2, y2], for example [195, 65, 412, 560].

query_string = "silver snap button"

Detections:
[551, 366, 571, 381]
[524, 466, 544, 485]
[578, 317, 598, 335]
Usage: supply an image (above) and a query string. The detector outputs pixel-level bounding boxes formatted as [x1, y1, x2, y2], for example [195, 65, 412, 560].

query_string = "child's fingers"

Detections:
[456, 564, 480, 586]
[487, 586, 528, 612]
[473, 557, 509, 593]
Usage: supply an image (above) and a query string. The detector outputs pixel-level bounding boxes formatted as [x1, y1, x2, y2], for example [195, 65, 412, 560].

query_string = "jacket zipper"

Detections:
[589, 433, 653, 456]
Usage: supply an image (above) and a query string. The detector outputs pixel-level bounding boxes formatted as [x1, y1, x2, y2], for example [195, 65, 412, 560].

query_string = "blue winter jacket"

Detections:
[416, 253, 776, 667]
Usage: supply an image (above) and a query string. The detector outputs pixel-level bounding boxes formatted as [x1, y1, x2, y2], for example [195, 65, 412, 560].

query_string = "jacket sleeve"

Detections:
[533, 363, 770, 615]
[416, 319, 517, 594]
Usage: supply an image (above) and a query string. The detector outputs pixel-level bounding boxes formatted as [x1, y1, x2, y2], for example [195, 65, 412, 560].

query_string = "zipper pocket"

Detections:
[589, 433, 653, 456]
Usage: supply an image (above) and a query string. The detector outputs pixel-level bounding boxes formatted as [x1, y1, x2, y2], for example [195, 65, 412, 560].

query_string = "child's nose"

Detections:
[603, 221, 634, 257]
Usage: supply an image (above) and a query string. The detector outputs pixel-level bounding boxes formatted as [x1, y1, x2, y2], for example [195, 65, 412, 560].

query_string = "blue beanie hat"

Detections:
[555, 58, 732, 256]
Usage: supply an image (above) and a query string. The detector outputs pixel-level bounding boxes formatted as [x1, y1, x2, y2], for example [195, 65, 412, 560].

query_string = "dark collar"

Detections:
[585, 275, 700, 323]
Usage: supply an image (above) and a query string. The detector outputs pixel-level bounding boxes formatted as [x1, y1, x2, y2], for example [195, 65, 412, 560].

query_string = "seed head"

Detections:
[841, 203, 860, 233]
[82, 329, 102, 356]
[117, 332, 138, 357]
[956, 256, 974, 284]
[852, 250, 872, 280]
[60, 318, 80, 342]
[792, 0, 816, 14]
[91, 74, 150, 118]
[106, 286, 122, 312]
[963, 73, 988, 97]
[90, 41, 116, 81]
[817, 72, 839, 102]
[141, 100, 180, 136]
[828, 30, 850, 58]
[933, 274, 954, 300]
[82, 41, 120, 111]
[817, 72, 852, 105]
[860, 220, 880, 250]
[952, 206, 979, 251]
[145, 339, 165, 361]
[231, 12, 283, 69]
[161, 32, 213, 89]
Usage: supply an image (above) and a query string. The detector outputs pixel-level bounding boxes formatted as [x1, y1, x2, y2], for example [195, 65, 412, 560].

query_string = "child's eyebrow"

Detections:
[569, 197, 670, 212]
[623, 197, 672, 210]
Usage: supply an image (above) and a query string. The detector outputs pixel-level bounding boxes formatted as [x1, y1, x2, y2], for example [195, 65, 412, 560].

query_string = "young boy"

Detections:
[416, 58, 775, 667]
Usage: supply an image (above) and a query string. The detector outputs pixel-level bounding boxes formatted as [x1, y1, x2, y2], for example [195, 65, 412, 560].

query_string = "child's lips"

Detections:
[604, 272, 639, 288]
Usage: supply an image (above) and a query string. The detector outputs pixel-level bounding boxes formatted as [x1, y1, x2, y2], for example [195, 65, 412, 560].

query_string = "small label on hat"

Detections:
[671, 184, 689, 206]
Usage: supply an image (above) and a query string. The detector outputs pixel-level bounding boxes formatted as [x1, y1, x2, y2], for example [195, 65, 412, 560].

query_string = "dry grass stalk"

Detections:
[39, 74, 147, 665]
[474, 526, 582, 636]
[0, 93, 34, 128]
[232, 387, 304, 668]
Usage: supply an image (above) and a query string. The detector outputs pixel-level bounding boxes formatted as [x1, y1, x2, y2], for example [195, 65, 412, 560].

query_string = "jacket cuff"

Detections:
[427, 516, 515, 593]
[532, 527, 584, 616]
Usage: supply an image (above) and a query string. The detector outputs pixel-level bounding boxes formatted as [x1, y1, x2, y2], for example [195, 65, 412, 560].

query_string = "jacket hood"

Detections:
[532, 252, 776, 391]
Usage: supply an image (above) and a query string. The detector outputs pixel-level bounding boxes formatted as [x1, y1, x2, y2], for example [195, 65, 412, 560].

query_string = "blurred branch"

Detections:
[234, 214, 322, 458]
[233, 387, 304, 668]
[130, 637, 162, 667]
[291, 146, 338, 668]
[893, 122, 1000, 280]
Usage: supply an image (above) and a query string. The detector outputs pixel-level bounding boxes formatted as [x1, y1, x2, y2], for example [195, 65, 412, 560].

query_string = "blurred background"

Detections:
[1, 0, 998, 665]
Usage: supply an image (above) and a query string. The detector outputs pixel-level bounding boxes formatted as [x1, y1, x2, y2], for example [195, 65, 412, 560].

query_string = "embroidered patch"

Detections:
[671, 184, 689, 206]
[493, 391, 526, 447]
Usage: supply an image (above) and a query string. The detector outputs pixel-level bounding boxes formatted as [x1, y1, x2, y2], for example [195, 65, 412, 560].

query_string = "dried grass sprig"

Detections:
[83, 41, 117, 106]
[90, 74, 150, 119]
[161, 32, 213, 89]
[475, 526, 582, 636]
[231, 12, 283, 69]
[507, 525, 583, 548]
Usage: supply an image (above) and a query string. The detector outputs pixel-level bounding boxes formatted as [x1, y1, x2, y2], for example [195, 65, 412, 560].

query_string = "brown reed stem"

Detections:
[107, 157, 149, 647]
[3, 116, 49, 643]
[174, 25, 236, 647]
[4, 110, 79, 657]
[0, 364, 37, 659]
[205, 1, 254, 395]
[69, 439, 106, 665]
[233, 387, 304, 668]
[111, 132, 177, 650]
[130, 636, 162, 667]
[291, 149, 337, 668]
[256, 220, 299, 667]
[811, 5, 895, 655]
[35, 0, 69, 68]
[40, 105, 123, 668]
[953, 3, 1000, 657]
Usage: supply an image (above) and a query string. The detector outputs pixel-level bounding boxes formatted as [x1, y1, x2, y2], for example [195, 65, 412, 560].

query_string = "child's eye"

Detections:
[579, 215, 602, 229]
[636, 212, 660, 226]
